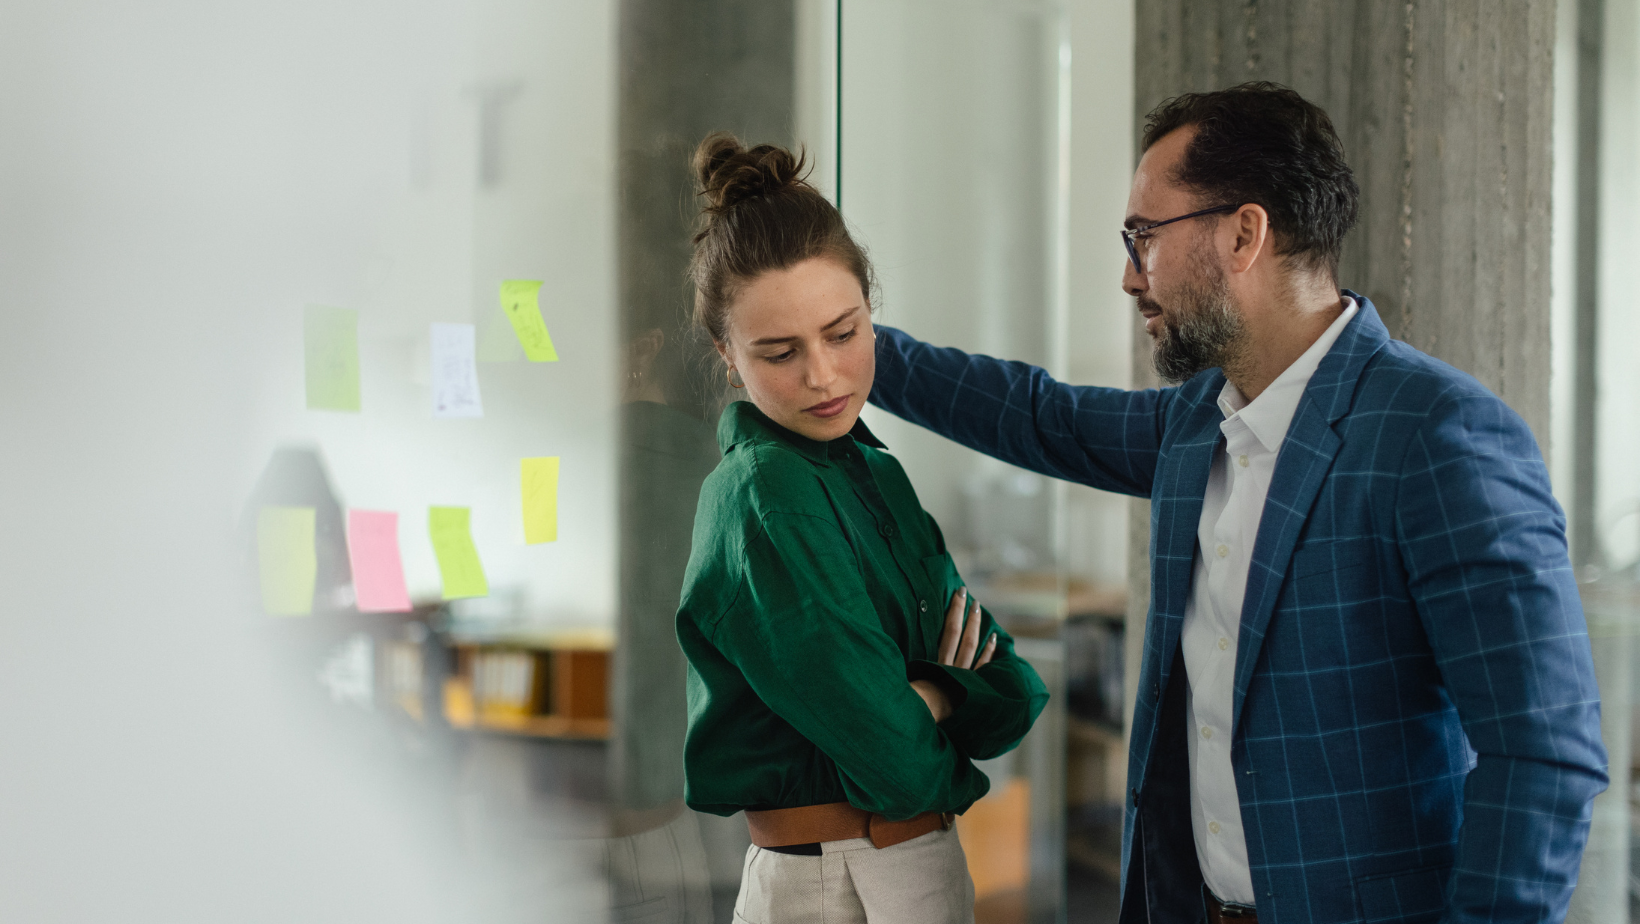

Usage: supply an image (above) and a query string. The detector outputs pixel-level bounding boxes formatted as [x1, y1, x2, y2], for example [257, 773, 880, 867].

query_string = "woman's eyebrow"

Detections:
[749, 306, 861, 346]
[821, 305, 860, 330]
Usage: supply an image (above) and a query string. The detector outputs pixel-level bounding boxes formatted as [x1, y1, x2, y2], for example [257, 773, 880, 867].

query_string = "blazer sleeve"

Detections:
[870, 325, 1171, 497]
[1396, 393, 1608, 924]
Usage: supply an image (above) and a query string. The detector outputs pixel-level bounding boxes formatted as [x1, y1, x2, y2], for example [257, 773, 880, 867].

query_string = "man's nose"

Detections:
[1123, 256, 1147, 297]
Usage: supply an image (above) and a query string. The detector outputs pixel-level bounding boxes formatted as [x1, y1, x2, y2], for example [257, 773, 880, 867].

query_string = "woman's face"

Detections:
[718, 256, 874, 442]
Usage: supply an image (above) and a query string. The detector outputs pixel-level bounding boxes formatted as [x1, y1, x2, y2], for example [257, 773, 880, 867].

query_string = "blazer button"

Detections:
[919, 600, 928, 613]
[879, 522, 896, 538]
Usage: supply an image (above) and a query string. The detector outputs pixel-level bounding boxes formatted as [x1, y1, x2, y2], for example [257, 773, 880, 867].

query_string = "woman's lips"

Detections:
[805, 395, 850, 418]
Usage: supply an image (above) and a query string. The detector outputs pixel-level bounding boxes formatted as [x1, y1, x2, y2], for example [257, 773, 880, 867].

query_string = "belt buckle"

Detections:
[1219, 901, 1257, 919]
[940, 812, 953, 832]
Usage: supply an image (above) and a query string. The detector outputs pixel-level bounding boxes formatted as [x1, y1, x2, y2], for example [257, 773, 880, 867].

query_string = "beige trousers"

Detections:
[732, 828, 975, 924]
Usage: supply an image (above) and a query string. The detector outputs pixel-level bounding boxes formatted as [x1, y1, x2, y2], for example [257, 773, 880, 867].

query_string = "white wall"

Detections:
[1596, 0, 1640, 572]
[795, 0, 841, 201]
[1063, 0, 1137, 590]
[238, 0, 621, 628]
[842, 0, 1134, 590]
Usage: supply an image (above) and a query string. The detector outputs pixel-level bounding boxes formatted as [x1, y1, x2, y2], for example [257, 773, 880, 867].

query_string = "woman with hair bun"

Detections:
[674, 132, 1049, 924]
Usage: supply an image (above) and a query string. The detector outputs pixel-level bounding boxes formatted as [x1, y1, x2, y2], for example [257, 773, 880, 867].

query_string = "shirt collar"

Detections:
[716, 400, 886, 465]
[1215, 297, 1359, 453]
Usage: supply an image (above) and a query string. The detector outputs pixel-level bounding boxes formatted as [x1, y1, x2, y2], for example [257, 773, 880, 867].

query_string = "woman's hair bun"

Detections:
[693, 131, 810, 214]
[687, 130, 873, 346]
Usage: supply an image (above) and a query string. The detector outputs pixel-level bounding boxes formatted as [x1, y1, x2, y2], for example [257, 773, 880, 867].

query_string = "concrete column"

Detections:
[614, 0, 796, 898]
[617, 0, 796, 417]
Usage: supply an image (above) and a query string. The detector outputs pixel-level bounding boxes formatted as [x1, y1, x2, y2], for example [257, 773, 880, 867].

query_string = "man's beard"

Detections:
[1144, 260, 1248, 384]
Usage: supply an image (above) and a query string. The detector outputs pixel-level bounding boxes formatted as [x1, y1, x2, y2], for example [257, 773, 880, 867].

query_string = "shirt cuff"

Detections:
[906, 660, 973, 715]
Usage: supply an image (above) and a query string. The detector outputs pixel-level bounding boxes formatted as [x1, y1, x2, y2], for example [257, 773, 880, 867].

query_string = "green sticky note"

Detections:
[304, 305, 361, 411]
[521, 456, 559, 545]
[428, 506, 489, 599]
[257, 506, 316, 616]
[499, 280, 558, 362]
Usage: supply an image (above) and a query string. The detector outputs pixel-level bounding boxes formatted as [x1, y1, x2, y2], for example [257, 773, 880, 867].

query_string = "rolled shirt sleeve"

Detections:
[907, 618, 1048, 761]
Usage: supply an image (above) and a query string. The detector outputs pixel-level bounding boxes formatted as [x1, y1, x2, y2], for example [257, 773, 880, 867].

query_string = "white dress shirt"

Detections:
[1181, 298, 1358, 905]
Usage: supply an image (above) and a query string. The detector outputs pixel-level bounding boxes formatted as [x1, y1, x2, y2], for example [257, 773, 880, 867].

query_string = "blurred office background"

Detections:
[2, 1, 1639, 922]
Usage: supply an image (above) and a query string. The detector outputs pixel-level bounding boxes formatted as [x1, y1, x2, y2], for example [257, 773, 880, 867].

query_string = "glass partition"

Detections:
[7, 1, 1106, 920]
[236, 2, 833, 921]
[841, 2, 1072, 920]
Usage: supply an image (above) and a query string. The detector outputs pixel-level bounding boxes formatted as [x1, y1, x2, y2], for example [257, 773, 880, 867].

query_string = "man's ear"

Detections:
[1226, 203, 1271, 275]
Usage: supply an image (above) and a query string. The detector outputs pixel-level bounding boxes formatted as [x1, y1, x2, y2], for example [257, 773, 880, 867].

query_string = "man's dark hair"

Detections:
[1141, 82, 1359, 282]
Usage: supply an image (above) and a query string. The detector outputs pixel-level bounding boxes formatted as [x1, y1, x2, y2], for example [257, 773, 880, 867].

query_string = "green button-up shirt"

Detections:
[677, 401, 1049, 821]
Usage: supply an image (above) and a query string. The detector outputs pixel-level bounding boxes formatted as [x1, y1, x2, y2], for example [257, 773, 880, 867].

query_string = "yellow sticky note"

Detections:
[428, 506, 489, 599]
[304, 305, 361, 411]
[257, 506, 316, 616]
[499, 280, 558, 362]
[521, 456, 559, 544]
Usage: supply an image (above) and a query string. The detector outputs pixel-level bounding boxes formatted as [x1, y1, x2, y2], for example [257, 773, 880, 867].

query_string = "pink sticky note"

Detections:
[346, 509, 412, 613]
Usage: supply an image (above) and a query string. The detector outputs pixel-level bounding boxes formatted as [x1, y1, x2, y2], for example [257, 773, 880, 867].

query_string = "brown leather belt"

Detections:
[1206, 891, 1258, 923]
[745, 802, 953, 850]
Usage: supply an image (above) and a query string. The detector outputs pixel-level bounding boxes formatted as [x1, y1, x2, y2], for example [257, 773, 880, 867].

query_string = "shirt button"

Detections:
[1209, 820, 1221, 835]
[879, 522, 896, 538]
[1216, 544, 1229, 558]
[1218, 637, 1229, 651]
[919, 600, 928, 613]
[1237, 454, 1249, 468]
[1201, 726, 1214, 740]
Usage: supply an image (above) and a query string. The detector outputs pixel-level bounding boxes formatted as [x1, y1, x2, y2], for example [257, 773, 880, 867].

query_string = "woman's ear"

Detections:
[713, 339, 732, 368]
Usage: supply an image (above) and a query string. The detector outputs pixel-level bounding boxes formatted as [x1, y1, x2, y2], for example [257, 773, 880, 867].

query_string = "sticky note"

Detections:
[499, 280, 558, 362]
[258, 506, 316, 615]
[521, 456, 560, 544]
[346, 509, 412, 613]
[430, 322, 484, 418]
[428, 506, 488, 599]
[304, 305, 361, 412]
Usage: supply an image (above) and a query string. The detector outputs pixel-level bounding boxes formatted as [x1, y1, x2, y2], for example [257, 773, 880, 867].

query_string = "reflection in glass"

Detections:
[612, 2, 802, 918]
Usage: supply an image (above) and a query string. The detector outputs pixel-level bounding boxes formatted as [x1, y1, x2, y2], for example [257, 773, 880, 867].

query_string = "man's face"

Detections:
[1123, 126, 1248, 384]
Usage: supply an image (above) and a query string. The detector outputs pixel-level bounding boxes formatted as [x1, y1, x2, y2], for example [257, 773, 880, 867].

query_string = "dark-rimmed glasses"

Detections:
[1121, 205, 1239, 275]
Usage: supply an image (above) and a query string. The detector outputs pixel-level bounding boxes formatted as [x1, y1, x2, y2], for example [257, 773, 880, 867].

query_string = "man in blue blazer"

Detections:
[868, 83, 1606, 923]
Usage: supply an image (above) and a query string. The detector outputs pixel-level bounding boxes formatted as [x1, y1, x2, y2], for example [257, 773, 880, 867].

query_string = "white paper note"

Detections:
[431, 322, 484, 418]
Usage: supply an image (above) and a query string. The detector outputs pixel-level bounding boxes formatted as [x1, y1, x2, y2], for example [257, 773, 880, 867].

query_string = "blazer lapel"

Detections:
[1230, 293, 1392, 732]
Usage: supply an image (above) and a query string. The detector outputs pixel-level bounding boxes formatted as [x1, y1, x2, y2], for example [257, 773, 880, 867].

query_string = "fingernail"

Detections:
[959, 587, 967, 597]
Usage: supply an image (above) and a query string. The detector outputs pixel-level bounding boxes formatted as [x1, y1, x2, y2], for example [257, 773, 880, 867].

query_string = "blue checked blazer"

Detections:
[869, 295, 1606, 924]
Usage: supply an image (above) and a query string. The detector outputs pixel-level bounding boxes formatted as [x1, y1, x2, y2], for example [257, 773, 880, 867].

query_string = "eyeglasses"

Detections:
[1120, 205, 1239, 275]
